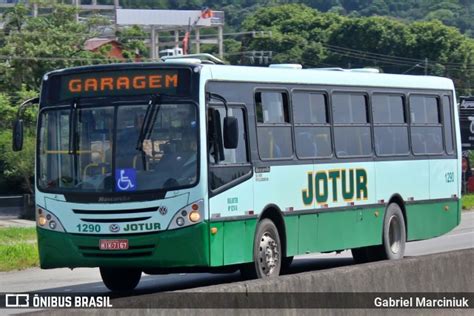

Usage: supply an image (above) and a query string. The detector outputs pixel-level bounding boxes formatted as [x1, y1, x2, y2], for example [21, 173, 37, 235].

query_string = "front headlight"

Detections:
[167, 199, 204, 230]
[36, 206, 65, 232]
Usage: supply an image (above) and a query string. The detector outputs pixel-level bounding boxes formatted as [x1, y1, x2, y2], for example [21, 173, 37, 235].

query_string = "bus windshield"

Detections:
[38, 102, 198, 193]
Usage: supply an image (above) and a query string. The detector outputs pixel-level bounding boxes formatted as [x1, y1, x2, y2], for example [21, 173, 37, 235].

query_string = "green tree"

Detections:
[0, 5, 110, 92]
[0, 4, 111, 194]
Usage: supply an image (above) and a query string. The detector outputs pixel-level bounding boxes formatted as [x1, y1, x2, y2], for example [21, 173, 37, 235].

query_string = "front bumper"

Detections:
[37, 222, 210, 269]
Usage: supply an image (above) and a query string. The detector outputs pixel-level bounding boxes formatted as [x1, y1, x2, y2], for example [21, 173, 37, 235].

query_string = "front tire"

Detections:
[240, 219, 282, 279]
[100, 267, 141, 292]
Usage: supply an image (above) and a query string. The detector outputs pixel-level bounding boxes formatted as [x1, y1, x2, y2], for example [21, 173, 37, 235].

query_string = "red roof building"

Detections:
[85, 38, 126, 60]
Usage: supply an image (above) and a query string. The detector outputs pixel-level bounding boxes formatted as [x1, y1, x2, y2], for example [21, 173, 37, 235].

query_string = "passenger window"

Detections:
[292, 92, 332, 158]
[332, 93, 372, 157]
[256, 91, 293, 159]
[293, 93, 327, 124]
[208, 106, 251, 191]
[410, 95, 440, 124]
[373, 94, 409, 156]
[372, 95, 405, 124]
[333, 93, 368, 124]
[409, 95, 443, 155]
[442, 96, 454, 154]
[256, 92, 290, 124]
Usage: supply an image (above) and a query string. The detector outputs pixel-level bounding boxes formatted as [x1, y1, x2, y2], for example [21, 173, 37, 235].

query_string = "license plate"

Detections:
[99, 239, 129, 250]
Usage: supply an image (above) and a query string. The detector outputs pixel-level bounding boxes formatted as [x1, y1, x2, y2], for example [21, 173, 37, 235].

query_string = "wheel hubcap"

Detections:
[388, 215, 401, 254]
[258, 232, 279, 276]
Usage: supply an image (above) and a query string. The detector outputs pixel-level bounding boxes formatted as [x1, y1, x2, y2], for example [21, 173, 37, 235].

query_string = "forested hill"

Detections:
[119, 0, 474, 37]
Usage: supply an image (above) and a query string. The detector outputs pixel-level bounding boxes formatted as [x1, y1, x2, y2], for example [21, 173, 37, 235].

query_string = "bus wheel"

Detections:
[373, 203, 406, 260]
[240, 219, 282, 279]
[100, 267, 141, 292]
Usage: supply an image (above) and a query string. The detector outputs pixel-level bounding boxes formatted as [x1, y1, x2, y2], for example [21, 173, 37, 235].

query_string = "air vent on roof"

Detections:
[308, 67, 380, 73]
[349, 68, 380, 73]
[163, 58, 202, 64]
[269, 64, 303, 69]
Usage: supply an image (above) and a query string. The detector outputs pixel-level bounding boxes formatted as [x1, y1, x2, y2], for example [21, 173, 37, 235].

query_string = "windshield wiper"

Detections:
[136, 94, 161, 153]
[135, 94, 162, 170]
[68, 98, 79, 155]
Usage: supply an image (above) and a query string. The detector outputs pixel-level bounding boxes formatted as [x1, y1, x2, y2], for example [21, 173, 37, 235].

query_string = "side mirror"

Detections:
[223, 116, 239, 149]
[12, 119, 24, 152]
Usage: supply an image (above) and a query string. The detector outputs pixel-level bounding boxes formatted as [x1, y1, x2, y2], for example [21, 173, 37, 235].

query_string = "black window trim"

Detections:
[291, 88, 333, 160]
[408, 93, 444, 156]
[254, 88, 295, 161]
[332, 91, 373, 159]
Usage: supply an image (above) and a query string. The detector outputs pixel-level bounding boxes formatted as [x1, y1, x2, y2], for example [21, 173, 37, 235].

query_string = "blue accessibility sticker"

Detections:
[115, 168, 136, 192]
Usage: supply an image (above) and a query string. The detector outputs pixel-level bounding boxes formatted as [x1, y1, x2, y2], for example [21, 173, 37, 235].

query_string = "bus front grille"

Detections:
[72, 207, 158, 215]
[79, 216, 152, 223]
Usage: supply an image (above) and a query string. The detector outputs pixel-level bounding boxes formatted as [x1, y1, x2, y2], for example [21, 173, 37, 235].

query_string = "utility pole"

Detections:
[424, 58, 428, 75]
[217, 25, 223, 59]
[114, 0, 120, 32]
[150, 26, 157, 60]
[195, 28, 200, 54]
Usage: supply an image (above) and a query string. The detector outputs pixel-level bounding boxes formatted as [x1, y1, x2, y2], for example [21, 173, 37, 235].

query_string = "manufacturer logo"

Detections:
[109, 224, 120, 233]
[158, 206, 168, 215]
[5, 294, 29, 307]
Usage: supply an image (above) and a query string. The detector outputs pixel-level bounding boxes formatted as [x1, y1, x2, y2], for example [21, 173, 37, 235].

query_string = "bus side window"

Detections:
[292, 91, 332, 158]
[208, 106, 251, 191]
[373, 94, 409, 156]
[409, 95, 443, 155]
[333, 93, 372, 157]
[255, 91, 293, 159]
[442, 96, 455, 154]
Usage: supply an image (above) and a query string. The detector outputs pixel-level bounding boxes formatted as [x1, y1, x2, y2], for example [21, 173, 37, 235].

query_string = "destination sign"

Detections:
[54, 68, 191, 102]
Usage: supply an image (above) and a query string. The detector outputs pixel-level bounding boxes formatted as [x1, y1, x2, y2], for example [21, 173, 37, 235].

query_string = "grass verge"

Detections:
[462, 194, 474, 211]
[0, 227, 39, 271]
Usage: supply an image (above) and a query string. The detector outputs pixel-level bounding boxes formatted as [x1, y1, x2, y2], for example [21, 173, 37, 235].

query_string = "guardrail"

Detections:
[0, 195, 34, 219]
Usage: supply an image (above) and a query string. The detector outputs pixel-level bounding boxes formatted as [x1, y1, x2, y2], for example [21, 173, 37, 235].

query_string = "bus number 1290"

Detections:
[76, 224, 101, 233]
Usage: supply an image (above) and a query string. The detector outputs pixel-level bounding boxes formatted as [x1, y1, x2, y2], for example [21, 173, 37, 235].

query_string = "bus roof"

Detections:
[201, 64, 455, 91]
[42, 62, 455, 92]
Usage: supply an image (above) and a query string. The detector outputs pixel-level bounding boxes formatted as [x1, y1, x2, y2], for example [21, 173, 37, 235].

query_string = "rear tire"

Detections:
[351, 203, 406, 262]
[378, 203, 406, 260]
[240, 219, 281, 279]
[100, 267, 141, 292]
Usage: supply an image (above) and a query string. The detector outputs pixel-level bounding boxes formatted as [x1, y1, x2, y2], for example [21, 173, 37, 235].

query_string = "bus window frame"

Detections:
[290, 88, 333, 160]
[207, 102, 253, 196]
[441, 94, 456, 155]
[254, 88, 295, 161]
[371, 92, 410, 158]
[331, 90, 373, 159]
[408, 93, 444, 156]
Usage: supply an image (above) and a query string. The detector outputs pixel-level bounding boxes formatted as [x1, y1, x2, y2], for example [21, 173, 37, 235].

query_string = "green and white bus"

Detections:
[13, 57, 461, 291]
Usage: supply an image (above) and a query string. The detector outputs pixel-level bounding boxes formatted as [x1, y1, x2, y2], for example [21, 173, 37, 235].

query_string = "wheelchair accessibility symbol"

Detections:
[115, 168, 136, 192]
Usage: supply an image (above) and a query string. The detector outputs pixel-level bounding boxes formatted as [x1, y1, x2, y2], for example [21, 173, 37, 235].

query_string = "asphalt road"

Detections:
[1, 212, 473, 295]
